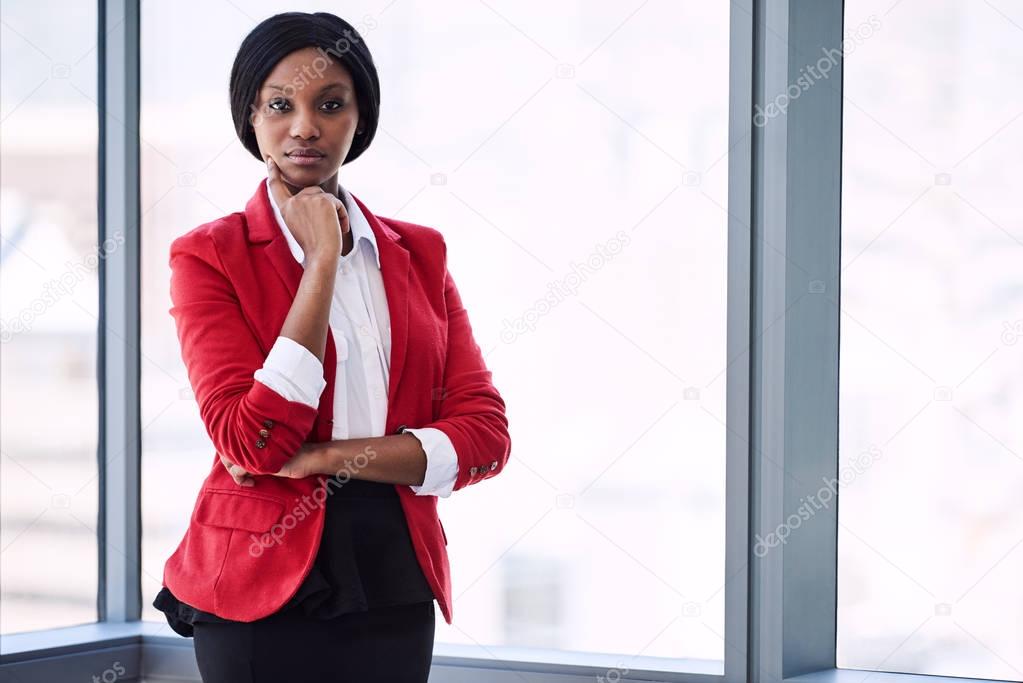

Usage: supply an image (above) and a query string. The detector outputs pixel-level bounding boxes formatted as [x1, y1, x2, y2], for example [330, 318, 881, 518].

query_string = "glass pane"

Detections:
[0, 0, 99, 634]
[141, 2, 730, 668]
[839, 1, 1023, 678]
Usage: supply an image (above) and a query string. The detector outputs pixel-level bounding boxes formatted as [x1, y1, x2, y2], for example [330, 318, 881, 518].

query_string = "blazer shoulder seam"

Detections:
[170, 213, 244, 271]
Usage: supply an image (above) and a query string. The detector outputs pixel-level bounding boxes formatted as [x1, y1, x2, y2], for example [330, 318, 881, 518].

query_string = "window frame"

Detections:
[0, 1, 1012, 682]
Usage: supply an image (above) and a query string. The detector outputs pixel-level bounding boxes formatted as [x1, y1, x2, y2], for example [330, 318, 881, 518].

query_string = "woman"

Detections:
[152, 12, 511, 682]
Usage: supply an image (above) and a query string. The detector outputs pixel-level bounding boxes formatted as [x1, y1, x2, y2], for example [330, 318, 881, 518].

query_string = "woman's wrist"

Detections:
[314, 439, 340, 476]
[318, 439, 363, 480]
[305, 250, 338, 274]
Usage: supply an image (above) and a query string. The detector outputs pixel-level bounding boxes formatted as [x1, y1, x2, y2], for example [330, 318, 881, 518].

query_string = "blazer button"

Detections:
[255, 439, 267, 449]
[259, 428, 270, 438]
[470, 466, 478, 475]
[262, 419, 274, 428]
[490, 461, 497, 470]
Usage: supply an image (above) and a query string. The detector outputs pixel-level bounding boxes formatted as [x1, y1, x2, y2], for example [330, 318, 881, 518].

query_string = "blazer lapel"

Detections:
[244, 179, 303, 300]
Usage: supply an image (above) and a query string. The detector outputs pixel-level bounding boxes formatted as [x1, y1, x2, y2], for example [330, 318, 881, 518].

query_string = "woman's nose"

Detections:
[290, 111, 319, 139]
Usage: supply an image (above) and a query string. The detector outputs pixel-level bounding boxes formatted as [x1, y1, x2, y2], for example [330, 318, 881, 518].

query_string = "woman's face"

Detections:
[251, 46, 360, 191]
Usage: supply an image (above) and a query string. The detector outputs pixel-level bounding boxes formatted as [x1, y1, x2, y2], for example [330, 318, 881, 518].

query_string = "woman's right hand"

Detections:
[265, 156, 349, 263]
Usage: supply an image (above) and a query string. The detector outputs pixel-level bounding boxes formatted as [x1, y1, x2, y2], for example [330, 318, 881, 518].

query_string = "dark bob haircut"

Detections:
[229, 12, 380, 165]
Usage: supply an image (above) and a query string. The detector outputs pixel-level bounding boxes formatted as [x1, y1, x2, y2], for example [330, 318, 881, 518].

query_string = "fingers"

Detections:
[231, 465, 254, 486]
[333, 196, 351, 235]
[297, 188, 350, 235]
[265, 156, 293, 208]
[265, 163, 349, 236]
[218, 452, 254, 487]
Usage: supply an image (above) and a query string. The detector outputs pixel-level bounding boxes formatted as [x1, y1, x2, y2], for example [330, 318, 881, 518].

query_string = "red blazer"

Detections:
[159, 178, 510, 626]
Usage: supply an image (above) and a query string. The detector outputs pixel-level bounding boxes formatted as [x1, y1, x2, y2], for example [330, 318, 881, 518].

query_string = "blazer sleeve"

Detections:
[420, 250, 511, 492]
[168, 230, 319, 475]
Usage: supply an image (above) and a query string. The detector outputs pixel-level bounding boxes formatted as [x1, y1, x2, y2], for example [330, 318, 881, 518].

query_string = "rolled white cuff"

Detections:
[252, 335, 327, 409]
[405, 427, 458, 498]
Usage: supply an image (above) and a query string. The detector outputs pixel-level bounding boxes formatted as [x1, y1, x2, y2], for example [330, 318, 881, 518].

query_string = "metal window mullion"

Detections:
[725, 1, 756, 683]
[98, 0, 142, 623]
[748, 0, 845, 680]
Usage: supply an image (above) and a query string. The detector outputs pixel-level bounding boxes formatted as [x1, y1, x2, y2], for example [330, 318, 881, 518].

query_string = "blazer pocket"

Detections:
[195, 488, 285, 533]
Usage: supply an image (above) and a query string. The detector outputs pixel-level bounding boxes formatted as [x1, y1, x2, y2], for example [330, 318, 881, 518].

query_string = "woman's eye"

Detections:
[265, 99, 344, 113]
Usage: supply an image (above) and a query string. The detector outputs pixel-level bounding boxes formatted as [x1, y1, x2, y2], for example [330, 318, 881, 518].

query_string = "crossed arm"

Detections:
[226, 432, 431, 485]
[170, 228, 509, 495]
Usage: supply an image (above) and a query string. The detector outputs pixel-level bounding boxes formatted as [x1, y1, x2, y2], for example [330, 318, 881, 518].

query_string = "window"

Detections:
[839, 1, 1023, 678]
[0, 0, 100, 635]
[406, 3, 731, 663]
[15, 3, 1019, 682]
[139, 1, 731, 668]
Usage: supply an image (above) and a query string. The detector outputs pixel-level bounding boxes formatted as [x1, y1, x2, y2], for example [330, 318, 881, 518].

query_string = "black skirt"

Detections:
[191, 600, 435, 682]
[153, 477, 436, 638]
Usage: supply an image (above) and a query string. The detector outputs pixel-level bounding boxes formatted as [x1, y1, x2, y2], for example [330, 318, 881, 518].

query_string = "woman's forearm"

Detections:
[318, 434, 428, 487]
[278, 255, 337, 363]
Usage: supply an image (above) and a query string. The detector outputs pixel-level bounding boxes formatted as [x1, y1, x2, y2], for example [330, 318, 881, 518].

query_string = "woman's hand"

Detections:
[266, 156, 348, 263]
[219, 453, 255, 487]
[218, 443, 330, 483]
[273, 442, 331, 479]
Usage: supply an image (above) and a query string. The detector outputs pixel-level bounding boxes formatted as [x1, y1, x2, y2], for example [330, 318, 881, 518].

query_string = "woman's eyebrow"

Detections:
[263, 82, 352, 94]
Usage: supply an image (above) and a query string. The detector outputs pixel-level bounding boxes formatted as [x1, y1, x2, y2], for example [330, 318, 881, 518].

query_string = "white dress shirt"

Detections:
[251, 177, 459, 497]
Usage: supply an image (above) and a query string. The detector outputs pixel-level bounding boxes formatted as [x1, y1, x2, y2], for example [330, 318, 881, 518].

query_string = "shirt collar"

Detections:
[263, 177, 381, 269]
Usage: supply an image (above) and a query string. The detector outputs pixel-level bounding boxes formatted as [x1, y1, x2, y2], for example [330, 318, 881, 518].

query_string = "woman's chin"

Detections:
[278, 165, 335, 188]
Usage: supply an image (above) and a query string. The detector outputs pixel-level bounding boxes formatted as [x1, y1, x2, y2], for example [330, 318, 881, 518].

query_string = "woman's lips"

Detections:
[284, 152, 326, 166]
